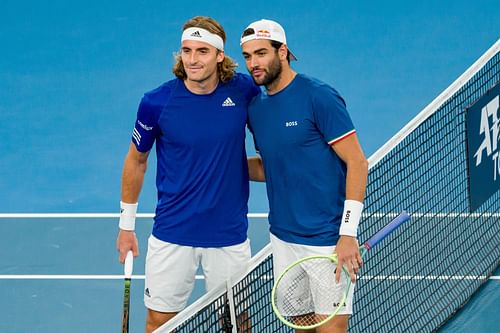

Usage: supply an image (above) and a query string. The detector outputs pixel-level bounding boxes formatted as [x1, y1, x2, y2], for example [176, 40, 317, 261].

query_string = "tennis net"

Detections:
[154, 39, 500, 333]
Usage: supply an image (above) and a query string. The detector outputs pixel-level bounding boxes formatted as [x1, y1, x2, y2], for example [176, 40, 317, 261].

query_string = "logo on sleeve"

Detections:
[138, 120, 153, 131]
[132, 128, 141, 145]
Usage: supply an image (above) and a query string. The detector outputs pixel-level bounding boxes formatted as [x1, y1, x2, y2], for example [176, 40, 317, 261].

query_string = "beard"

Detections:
[251, 56, 282, 87]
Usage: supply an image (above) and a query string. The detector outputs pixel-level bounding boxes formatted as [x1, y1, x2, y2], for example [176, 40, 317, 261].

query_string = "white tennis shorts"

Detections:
[271, 234, 355, 315]
[144, 235, 251, 312]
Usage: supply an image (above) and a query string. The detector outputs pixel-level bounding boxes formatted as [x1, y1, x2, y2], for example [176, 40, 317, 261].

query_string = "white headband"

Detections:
[181, 27, 224, 51]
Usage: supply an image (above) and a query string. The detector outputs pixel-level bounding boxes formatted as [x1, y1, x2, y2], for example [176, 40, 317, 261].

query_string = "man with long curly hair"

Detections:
[116, 16, 259, 332]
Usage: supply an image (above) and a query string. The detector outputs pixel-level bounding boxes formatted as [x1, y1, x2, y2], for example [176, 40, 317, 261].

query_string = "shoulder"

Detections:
[142, 79, 178, 107]
[296, 74, 340, 94]
[227, 72, 253, 86]
[296, 74, 345, 106]
[225, 73, 257, 90]
[225, 73, 261, 100]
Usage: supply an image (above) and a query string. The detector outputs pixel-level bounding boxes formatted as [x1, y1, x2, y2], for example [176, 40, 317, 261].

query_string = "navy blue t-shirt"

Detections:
[132, 73, 260, 247]
[248, 74, 355, 246]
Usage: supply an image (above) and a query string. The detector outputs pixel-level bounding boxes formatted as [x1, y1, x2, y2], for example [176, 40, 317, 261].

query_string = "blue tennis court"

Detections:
[1, 1, 498, 332]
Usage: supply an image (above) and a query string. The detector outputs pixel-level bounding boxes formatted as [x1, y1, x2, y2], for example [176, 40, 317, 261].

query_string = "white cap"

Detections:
[240, 19, 297, 61]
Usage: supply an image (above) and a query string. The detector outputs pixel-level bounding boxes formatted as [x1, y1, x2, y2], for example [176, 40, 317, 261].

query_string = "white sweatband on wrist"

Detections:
[119, 201, 138, 231]
[339, 200, 364, 237]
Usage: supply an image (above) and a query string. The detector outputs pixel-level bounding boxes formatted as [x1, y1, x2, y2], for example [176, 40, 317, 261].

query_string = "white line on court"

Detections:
[0, 275, 204, 280]
[359, 275, 500, 280]
[0, 213, 269, 219]
[0, 275, 497, 280]
[1, 212, 499, 219]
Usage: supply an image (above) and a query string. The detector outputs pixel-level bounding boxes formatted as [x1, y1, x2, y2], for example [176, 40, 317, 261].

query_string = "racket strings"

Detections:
[273, 257, 348, 327]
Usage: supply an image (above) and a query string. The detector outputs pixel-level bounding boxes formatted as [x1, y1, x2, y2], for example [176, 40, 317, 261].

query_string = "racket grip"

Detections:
[365, 211, 410, 250]
[124, 251, 134, 278]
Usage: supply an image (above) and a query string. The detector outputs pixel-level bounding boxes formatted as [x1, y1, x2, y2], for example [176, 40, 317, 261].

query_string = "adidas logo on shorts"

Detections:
[222, 97, 236, 107]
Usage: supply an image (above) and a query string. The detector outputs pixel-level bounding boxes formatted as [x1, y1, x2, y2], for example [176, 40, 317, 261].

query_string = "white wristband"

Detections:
[339, 200, 364, 237]
[119, 201, 138, 231]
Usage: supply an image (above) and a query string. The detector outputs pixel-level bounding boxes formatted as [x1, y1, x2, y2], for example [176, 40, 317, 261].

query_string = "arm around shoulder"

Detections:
[248, 156, 265, 182]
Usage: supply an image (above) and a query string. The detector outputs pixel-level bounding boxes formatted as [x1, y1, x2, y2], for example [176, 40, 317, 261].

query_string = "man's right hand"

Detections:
[116, 230, 139, 263]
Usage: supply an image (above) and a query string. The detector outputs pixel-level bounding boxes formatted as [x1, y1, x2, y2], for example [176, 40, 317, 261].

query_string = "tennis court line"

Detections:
[1, 212, 499, 219]
[0, 213, 269, 219]
[0, 275, 497, 280]
[0, 275, 203, 280]
[0, 212, 500, 219]
[360, 275, 500, 280]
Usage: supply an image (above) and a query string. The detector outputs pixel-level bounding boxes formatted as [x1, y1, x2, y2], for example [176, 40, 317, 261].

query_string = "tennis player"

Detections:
[116, 16, 260, 332]
[241, 19, 368, 333]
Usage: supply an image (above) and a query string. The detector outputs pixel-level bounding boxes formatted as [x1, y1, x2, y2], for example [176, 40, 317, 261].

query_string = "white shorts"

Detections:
[144, 235, 251, 312]
[270, 234, 355, 315]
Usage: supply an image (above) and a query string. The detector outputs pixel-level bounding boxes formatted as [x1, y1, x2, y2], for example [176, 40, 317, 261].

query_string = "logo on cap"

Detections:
[256, 29, 271, 38]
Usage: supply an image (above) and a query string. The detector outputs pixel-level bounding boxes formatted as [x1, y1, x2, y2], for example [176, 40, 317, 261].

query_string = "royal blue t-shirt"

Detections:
[132, 73, 260, 247]
[248, 74, 355, 246]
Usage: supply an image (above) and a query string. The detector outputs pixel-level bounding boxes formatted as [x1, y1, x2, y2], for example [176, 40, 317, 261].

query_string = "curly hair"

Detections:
[173, 16, 237, 82]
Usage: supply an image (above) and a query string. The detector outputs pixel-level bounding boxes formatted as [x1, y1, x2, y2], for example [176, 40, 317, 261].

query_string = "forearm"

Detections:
[248, 156, 265, 182]
[121, 145, 148, 203]
[339, 157, 368, 239]
[344, 157, 368, 202]
[337, 156, 367, 282]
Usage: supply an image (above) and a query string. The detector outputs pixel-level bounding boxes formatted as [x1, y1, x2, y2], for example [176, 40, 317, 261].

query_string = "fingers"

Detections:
[336, 257, 362, 283]
[116, 230, 139, 264]
[132, 245, 139, 257]
[356, 252, 363, 268]
[119, 250, 127, 264]
[335, 260, 342, 283]
[350, 256, 364, 282]
[119, 246, 139, 264]
[347, 260, 356, 283]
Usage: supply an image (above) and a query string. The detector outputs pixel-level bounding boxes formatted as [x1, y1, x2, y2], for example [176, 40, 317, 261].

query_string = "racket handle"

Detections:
[124, 251, 134, 278]
[364, 211, 410, 250]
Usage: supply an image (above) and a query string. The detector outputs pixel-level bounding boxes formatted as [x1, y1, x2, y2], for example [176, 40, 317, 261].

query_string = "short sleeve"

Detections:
[312, 86, 355, 145]
[132, 95, 161, 152]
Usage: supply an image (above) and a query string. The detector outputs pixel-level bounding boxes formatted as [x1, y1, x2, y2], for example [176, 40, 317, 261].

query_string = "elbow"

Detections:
[360, 158, 369, 178]
[360, 158, 369, 172]
[138, 160, 148, 174]
[347, 156, 368, 175]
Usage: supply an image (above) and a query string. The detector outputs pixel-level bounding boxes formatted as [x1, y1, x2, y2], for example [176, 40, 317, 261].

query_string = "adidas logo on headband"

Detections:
[190, 30, 202, 38]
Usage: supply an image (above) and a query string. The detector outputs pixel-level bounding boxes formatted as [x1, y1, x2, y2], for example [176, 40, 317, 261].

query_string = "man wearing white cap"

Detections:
[116, 16, 259, 332]
[241, 19, 368, 332]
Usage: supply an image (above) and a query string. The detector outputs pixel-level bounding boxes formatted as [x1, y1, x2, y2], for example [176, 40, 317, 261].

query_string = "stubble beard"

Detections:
[251, 56, 282, 88]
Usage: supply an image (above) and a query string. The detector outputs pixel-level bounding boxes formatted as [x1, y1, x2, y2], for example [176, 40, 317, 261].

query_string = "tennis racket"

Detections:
[271, 211, 411, 330]
[122, 251, 133, 333]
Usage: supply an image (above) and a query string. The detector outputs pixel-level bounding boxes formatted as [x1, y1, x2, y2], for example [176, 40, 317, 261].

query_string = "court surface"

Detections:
[1, 1, 498, 332]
